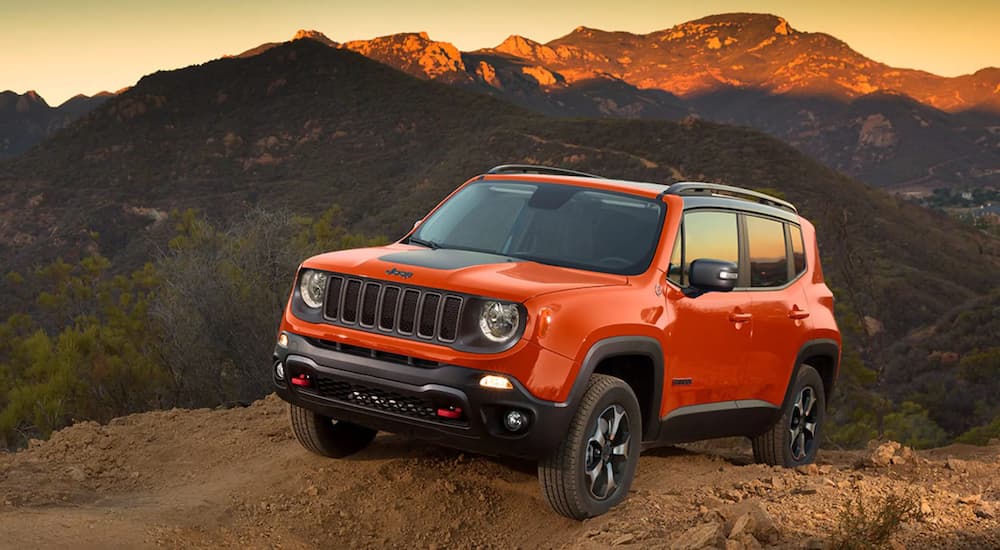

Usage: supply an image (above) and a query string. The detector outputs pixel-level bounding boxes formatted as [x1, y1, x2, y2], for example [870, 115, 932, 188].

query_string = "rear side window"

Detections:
[789, 224, 806, 275]
[746, 215, 789, 287]
[668, 211, 739, 286]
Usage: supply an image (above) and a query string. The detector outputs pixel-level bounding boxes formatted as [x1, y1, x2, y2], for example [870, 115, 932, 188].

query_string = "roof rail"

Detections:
[665, 182, 797, 214]
[486, 164, 602, 179]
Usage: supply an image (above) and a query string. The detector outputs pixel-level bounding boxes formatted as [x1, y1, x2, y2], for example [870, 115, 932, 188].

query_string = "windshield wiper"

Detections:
[408, 236, 440, 250]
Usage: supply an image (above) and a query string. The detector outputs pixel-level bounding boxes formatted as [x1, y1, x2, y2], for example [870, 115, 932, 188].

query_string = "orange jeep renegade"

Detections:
[273, 165, 841, 519]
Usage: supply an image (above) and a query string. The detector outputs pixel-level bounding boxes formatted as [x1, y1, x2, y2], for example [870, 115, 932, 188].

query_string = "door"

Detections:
[663, 210, 752, 414]
[743, 215, 812, 406]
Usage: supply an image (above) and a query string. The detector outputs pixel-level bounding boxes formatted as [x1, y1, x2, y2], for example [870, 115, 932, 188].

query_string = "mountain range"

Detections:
[0, 90, 112, 159]
[1, 37, 996, 333]
[4, 14, 998, 193]
[0, 31, 997, 444]
[239, 14, 1000, 193]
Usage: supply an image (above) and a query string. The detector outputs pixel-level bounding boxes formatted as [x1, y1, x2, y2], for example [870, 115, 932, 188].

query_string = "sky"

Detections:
[2, 0, 998, 105]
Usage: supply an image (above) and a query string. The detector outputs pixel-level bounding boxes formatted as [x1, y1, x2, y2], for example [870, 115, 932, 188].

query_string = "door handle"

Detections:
[787, 307, 810, 320]
[728, 312, 752, 323]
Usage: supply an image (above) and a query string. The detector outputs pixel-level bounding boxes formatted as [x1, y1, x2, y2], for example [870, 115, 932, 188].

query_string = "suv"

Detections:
[272, 165, 841, 519]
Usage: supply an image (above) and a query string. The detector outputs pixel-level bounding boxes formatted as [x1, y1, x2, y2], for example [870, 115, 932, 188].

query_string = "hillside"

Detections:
[1, 37, 997, 452]
[0, 90, 111, 159]
[883, 291, 1000, 440]
[1, 38, 996, 336]
[8, 15, 999, 192]
[1, 395, 997, 548]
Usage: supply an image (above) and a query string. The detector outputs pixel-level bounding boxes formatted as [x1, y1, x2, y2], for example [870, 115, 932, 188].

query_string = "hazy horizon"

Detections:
[4, 0, 999, 105]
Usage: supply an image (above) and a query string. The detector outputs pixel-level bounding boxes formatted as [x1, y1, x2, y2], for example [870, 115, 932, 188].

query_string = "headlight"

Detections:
[299, 269, 328, 308]
[479, 301, 520, 342]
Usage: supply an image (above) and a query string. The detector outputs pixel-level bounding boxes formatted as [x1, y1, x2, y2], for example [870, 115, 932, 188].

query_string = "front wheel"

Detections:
[752, 364, 826, 466]
[289, 404, 377, 458]
[539, 374, 642, 520]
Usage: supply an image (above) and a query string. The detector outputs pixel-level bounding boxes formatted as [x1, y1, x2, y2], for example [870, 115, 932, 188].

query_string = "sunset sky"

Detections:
[3, 0, 998, 105]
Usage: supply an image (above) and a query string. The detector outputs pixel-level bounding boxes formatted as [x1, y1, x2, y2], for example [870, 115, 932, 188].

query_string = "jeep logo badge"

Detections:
[385, 267, 413, 279]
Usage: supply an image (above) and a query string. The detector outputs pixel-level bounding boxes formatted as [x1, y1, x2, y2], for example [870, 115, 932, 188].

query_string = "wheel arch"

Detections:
[566, 336, 664, 442]
[781, 339, 840, 410]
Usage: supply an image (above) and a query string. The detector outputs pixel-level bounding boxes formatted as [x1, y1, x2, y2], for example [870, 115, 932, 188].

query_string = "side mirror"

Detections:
[413, 219, 423, 230]
[688, 259, 738, 292]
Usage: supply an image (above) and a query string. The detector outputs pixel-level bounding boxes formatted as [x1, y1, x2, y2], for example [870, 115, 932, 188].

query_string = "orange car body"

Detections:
[275, 171, 840, 456]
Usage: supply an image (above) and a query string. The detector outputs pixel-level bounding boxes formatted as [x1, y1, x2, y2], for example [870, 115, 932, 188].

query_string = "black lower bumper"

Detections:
[272, 333, 574, 459]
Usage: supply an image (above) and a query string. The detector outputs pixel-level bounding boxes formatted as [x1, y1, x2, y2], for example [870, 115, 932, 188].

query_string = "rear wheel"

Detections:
[752, 365, 825, 466]
[289, 404, 377, 458]
[539, 374, 642, 519]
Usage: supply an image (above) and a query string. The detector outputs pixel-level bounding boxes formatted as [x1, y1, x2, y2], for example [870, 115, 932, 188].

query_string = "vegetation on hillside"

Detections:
[0, 38, 996, 450]
[0, 207, 381, 447]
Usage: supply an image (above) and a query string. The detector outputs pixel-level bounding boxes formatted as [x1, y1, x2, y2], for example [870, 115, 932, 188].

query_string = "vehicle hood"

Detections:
[301, 244, 627, 302]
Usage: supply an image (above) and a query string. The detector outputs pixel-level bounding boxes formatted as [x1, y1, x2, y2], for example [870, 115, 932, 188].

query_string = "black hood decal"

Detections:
[379, 249, 521, 270]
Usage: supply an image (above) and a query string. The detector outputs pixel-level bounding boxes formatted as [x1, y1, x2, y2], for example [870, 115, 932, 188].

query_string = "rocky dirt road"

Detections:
[1, 395, 997, 549]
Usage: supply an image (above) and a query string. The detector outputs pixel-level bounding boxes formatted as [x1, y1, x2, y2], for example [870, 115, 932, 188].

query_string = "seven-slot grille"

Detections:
[323, 275, 464, 343]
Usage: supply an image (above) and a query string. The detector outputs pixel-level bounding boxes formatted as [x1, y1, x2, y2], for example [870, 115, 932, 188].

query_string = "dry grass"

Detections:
[829, 492, 923, 550]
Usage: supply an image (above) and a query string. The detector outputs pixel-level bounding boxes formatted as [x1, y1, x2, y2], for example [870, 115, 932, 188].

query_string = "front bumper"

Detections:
[273, 332, 574, 459]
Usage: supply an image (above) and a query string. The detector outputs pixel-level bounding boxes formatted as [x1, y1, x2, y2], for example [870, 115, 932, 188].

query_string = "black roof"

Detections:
[483, 164, 798, 220]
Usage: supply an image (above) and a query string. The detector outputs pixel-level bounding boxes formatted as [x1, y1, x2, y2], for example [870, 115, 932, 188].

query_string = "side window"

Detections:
[669, 211, 739, 286]
[746, 215, 790, 287]
[789, 224, 806, 275]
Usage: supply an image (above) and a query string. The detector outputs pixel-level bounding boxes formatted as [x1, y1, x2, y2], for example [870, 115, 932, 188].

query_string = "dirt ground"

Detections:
[0, 394, 997, 549]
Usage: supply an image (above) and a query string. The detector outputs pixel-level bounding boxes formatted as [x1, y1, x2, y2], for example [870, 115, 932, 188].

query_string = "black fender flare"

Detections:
[563, 336, 664, 442]
[779, 338, 841, 411]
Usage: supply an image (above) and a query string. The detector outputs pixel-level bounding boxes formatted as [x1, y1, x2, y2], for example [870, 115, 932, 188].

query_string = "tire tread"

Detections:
[539, 374, 640, 520]
[289, 404, 377, 458]
[751, 365, 824, 467]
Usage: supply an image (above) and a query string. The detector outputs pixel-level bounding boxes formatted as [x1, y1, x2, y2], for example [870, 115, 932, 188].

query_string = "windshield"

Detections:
[408, 181, 665, 275]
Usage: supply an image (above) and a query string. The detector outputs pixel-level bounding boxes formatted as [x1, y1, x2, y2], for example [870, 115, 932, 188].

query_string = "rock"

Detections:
[670, 522, 724, 550]
[868, 440, 901, 466]
[723, 502, 779, 544]
[66, 466, 87, 482]
[920, 499, 933, 517]
[974, 502, 995, 519]
[945, 458, 967, 472]
[792, 486, 819, 495]
[612, 533, 635, 545]
[795, 464, 819, 476]
[769, 476, 787, 491]
[958, 494, 982, 505]
[723, 489, 745, 502]
[866, 440, 914, 466]
[894, 445, 917, 465]
[728, 513, 753, 538]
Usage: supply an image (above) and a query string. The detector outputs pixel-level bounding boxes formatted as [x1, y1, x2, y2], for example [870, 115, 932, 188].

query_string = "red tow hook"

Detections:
[437, 407, 463, 419]
[291, 374, 311, 388]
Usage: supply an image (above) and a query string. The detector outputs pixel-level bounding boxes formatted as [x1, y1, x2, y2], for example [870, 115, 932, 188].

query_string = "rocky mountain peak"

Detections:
[292, 29, 337, 47]
[342, 32, 467, 80]
[493, 34, 561, 64]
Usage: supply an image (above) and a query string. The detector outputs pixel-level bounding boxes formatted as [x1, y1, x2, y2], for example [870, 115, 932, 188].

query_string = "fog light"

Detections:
[277, 332, 288, 347]
[274, 361, 285, 380]
[480, 375, 513, 390]
[503, 410, 528, 432]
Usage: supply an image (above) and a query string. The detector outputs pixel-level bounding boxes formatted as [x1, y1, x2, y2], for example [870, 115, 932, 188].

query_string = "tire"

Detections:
[289, 404, 377, 458]
[752, 364, 826, 467]
[539, 374, 642, 520]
